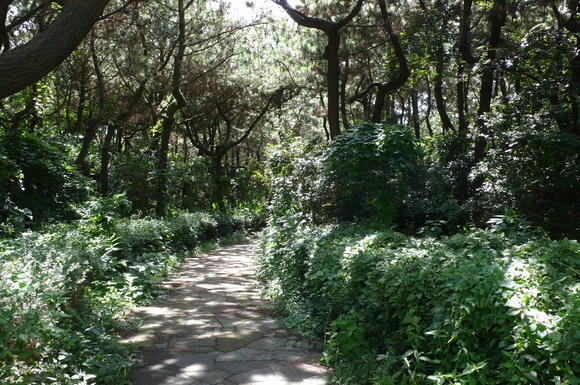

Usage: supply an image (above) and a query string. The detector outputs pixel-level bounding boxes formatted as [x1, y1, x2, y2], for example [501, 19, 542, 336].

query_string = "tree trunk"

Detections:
[425, 78, 434, 136]
[325, 32, 341, 139]
[372, 85, 389, 123]
[76, 116, 98, 175]
[99, 125, 115, 195]
[73, 57, 88, 133]
[0, 1, 10, 53]
[474, 0, 507, 162]
[477, 68, 495, 119]
[411, 88, 421, 139]
[0, 0, 110, 98]
[399, 94, 406, 125]
[155, 109, 176, 216]
[386, 93, 398, 124]
[155, 0, 187, 216]
[87, 32, 115, 196]
[319, 90, 330, 140]
[76, 33, 106, 176]
[370, 0, 410, 124]
[434, 55, 455, 133]
[340, 58, 350, 131]
[458, 0, 476, 65]
[456, 62, 468, 132]
[274, 0, 363, 139]
[211, 155, 227, 212]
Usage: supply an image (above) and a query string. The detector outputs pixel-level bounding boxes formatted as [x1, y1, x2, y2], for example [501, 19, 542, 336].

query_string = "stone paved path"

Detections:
[121, 241, 328, 385]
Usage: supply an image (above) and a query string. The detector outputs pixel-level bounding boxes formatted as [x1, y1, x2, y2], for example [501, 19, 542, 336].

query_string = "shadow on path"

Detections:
[121, 242, 328, 385]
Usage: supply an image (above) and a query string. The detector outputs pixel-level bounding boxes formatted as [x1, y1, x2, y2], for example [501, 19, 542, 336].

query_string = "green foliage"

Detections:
[325, 123, 422, 224]
[258, 217, 580, 384]
[108, 148, 157, 213]
[0, 132, 88, 235]
[75, 194, 133, 232]
[265, 137, 332, 222]
[265, 124, 424, 226]
[416, 133, 473, 231]
[0, 206, 253, 384]
[477, 115, 580, 238]
[0, 227, 126, 384]
[108, 148, 268, 215]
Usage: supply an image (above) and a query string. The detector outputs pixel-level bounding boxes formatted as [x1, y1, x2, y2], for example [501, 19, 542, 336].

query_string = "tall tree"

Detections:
[371, 0, 409, 123]
[155, 0, 188, 216]
[551, 0, 579, 133]
[273, 0, 364, 139]
[456, 0, 476, 132]
[349, 0, 409, 123]
[474, 0, 507, 162]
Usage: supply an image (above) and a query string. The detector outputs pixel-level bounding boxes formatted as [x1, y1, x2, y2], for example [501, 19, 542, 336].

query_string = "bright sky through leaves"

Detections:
[223, 0, 298, 21]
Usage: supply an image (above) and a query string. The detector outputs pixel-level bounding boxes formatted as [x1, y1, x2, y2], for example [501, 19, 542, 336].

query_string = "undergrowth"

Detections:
[0, 195, 257, 384]
[257, 214, 579, 384]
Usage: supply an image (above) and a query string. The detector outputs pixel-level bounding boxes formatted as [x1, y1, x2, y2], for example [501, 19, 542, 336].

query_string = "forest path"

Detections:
[122, 241, 328, 385]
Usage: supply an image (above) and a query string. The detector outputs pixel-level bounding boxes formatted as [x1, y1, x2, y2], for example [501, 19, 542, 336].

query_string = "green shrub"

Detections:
[477, 119, 580, 238]
[167, 212, 219, 249]
[108, 147, 269, 215]
[166, 211, 252, 249]
[234, 207, 268, 232]
[265, 137, 332, 222]
[325, 123, 422, 224]
[114, 218, 173, 256]
[0, 207, 252, 384]
[257, 218, 579, 384]
[263, 121, 578, 237]
[108, 147, 156, 213]
[419, 134, 472, 231]
[0, 132, 88, 234]
[0, 228, 127, 384]
[264, 125, 424, 227]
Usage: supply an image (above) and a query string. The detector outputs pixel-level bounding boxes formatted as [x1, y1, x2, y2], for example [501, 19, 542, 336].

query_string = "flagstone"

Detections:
[125, 242, 328, 384]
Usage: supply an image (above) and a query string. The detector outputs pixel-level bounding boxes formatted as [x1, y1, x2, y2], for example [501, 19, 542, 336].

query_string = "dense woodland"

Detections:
[0, 0, 578, 384]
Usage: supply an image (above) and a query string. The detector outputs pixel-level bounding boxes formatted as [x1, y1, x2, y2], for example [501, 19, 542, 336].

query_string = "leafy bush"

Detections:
[264, 121, 577, 236]
[0, 132, 88, 235]
[325, 123, 422, 224]
[477, 116, 580, 238]
[108, 147, 156, 213]
[0, 228, 126, 384]
[265, 137, 332, 222]
[233, 207, 268, 232]
[109, 147, 269, 215]
[0, 207, 253, 384]
[165, 155, 214, 212]
[265, 124, 424, 226]
[419, 133, 472, 230]
[257, 217, 579, 384]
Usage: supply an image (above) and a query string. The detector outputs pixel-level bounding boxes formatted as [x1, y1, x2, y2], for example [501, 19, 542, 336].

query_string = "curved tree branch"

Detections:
[223, 94, 275, 151]
[272, 0, 365, 138]
[551, 0, 580, 32]
[271, 0, 335, 31]
[0, 0, 110, 98]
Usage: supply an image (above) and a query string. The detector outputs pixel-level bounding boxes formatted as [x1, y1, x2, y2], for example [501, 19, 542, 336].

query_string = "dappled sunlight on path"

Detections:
[121, 242, 328, 385]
